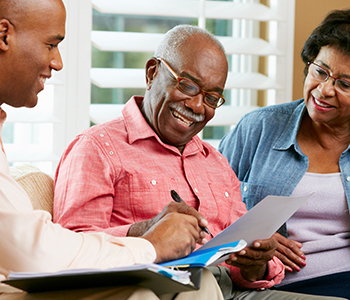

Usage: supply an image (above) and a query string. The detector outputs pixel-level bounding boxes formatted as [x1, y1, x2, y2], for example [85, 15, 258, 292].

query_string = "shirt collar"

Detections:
[122, 96, 208, 157]
[273, 100, 306, 151]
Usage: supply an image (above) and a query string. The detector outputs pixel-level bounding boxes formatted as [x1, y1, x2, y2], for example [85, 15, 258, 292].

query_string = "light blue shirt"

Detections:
[219, 99, 350, 237]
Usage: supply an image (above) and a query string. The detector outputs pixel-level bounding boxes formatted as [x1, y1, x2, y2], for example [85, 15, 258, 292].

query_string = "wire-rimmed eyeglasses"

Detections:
[157, 58, 225, 109]
[308, 62, 350, 94]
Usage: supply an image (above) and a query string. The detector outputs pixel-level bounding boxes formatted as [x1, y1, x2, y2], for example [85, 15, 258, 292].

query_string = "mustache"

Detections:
[169, 102, 205, 122]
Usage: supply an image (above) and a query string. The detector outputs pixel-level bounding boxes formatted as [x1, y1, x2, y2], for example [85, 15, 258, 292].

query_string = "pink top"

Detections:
[54, 96, 284, 289]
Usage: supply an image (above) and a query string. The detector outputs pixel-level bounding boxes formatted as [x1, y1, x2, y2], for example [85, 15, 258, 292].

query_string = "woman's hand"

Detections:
[273, 232, 306, 272]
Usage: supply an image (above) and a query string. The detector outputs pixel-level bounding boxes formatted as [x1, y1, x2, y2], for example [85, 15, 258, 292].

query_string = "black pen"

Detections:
[170, 189, 214, 238]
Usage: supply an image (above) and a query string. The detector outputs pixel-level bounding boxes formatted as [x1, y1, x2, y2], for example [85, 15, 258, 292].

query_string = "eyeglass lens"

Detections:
[178, 78, 223, 108]
[309, 63, 350, 93]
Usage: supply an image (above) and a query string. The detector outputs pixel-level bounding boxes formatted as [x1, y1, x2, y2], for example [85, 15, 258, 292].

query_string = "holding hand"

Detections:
[141, 212, 202, 263]
[128, 201, 210, 244]
[225, 237, 277, 282]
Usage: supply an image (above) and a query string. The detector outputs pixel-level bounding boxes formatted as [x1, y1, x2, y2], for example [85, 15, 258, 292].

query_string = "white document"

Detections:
[199, 193, 312, 250]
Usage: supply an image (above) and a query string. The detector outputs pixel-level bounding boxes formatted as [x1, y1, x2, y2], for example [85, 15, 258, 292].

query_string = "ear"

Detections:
[0, 19, 11, 51]
[145, 57, 160, 90]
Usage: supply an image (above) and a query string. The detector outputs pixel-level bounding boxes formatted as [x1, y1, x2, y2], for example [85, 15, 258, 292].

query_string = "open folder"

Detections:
[2, 193, 311, 294]
[3, 264, 202, 295]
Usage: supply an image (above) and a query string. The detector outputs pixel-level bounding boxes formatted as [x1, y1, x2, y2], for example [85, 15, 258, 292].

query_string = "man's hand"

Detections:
[141, 212, 202, 263]
[225, 237, 277, 282]
[127, 201, 209, 244]
[273, 232, 306, 272]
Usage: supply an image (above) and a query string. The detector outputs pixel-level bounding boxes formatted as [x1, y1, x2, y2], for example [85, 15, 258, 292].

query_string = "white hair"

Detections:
[154, 24, 225, 66]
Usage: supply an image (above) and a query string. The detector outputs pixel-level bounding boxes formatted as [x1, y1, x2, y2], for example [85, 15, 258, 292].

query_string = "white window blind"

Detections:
[90, 0, 295, 147]
[2, 0, 295, 174]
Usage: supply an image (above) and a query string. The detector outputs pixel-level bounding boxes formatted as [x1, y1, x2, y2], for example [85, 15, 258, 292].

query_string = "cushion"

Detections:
[10, 164, 54, 214]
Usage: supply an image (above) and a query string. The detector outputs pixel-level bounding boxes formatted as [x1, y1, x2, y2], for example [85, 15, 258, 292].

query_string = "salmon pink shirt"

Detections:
[54, 96, 284, 289]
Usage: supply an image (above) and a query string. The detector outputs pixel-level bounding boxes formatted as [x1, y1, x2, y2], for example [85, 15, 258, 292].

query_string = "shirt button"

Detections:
[347, 176, 350, 182]
[105, 142, 109, 146]
[151, 180, 157, 185]
[146, 254, 154, 262]
[225, 192, 229, 197]
[100, 134, 104, 137]
[109, 151, 114, 155]
[194, 188, 198, 193]
[243, 186, 248, 192]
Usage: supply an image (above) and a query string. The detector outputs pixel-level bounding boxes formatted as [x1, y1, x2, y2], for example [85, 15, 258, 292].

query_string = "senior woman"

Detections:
[219, 9, 350, 298]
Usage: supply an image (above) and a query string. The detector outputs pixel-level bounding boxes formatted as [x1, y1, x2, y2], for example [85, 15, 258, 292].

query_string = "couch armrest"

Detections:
[10, 164, 54, 215]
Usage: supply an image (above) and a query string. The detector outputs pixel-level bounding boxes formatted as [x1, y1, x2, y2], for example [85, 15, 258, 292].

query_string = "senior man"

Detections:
[0, 1, 227, 299]
[53, 25, 345, 300]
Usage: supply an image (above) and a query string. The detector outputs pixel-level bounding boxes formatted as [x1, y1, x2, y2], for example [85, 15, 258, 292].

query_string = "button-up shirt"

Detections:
[54, 96, 284, 289]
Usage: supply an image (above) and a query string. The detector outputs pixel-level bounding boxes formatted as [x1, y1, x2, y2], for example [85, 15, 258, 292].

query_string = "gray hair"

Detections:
[154, 25, 225, 65]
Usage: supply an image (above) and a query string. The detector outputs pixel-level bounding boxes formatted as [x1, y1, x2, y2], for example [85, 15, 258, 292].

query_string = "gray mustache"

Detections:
[169, 102, 205, 122]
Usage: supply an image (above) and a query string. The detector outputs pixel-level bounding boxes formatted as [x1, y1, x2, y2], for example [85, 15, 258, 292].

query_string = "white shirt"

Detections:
[0, 108, 156, 284]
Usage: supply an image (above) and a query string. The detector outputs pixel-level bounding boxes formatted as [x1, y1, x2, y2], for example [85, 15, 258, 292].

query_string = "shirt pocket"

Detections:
[128, 173, 173, 222]
[207, 182, 237, 231]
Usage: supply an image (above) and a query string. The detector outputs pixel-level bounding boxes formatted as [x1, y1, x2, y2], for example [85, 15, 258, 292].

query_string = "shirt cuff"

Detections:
[110, 236, 157, 265]
[230, 256, 285, 289]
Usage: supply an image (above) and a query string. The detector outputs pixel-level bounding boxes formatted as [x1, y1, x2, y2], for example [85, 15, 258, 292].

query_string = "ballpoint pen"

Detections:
[170, 189, 214, 238]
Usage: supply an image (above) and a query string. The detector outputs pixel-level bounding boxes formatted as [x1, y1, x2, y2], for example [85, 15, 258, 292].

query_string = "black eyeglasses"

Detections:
[157, 58, 225, 109]
[308, 62, 350, 94]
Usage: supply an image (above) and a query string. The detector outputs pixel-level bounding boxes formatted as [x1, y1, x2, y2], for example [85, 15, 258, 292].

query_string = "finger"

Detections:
[179, 214, 201, 236]
[277, 240, 305, 258]
[179, 203, 207, 222]
[276, 242, 306, 269]
[273, 232, 304, 254]
[252, 239, 277, 251]
[168, 201, 209, 229]
[275, 250, 305, 272]
[238, 247, 276, 264]
[226, 252, 266, 268]
[197, 237, 208, 245]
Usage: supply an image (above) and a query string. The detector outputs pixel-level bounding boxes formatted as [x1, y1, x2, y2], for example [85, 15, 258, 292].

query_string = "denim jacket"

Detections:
[219, 99, 350, 237]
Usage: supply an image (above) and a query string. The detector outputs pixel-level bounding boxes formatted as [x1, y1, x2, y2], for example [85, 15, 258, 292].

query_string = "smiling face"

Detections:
[304, 46, 350, 128]
[141, 35, 228, 152]
[0, 0, 66, 108]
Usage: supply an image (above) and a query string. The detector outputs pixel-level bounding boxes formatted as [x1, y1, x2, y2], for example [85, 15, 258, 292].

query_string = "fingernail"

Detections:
[285, 266, 293, 272]
[254, 242, 261, 248]
[201, 219, 208, 226]
[239, 250, 246, 255]
[301, 254, 306, 260]
[294, 266, 301, 272]
[300, 260, 306, 266]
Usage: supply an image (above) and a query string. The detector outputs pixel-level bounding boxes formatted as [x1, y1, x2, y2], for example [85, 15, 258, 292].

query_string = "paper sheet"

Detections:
[199, 193, 312, 250]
